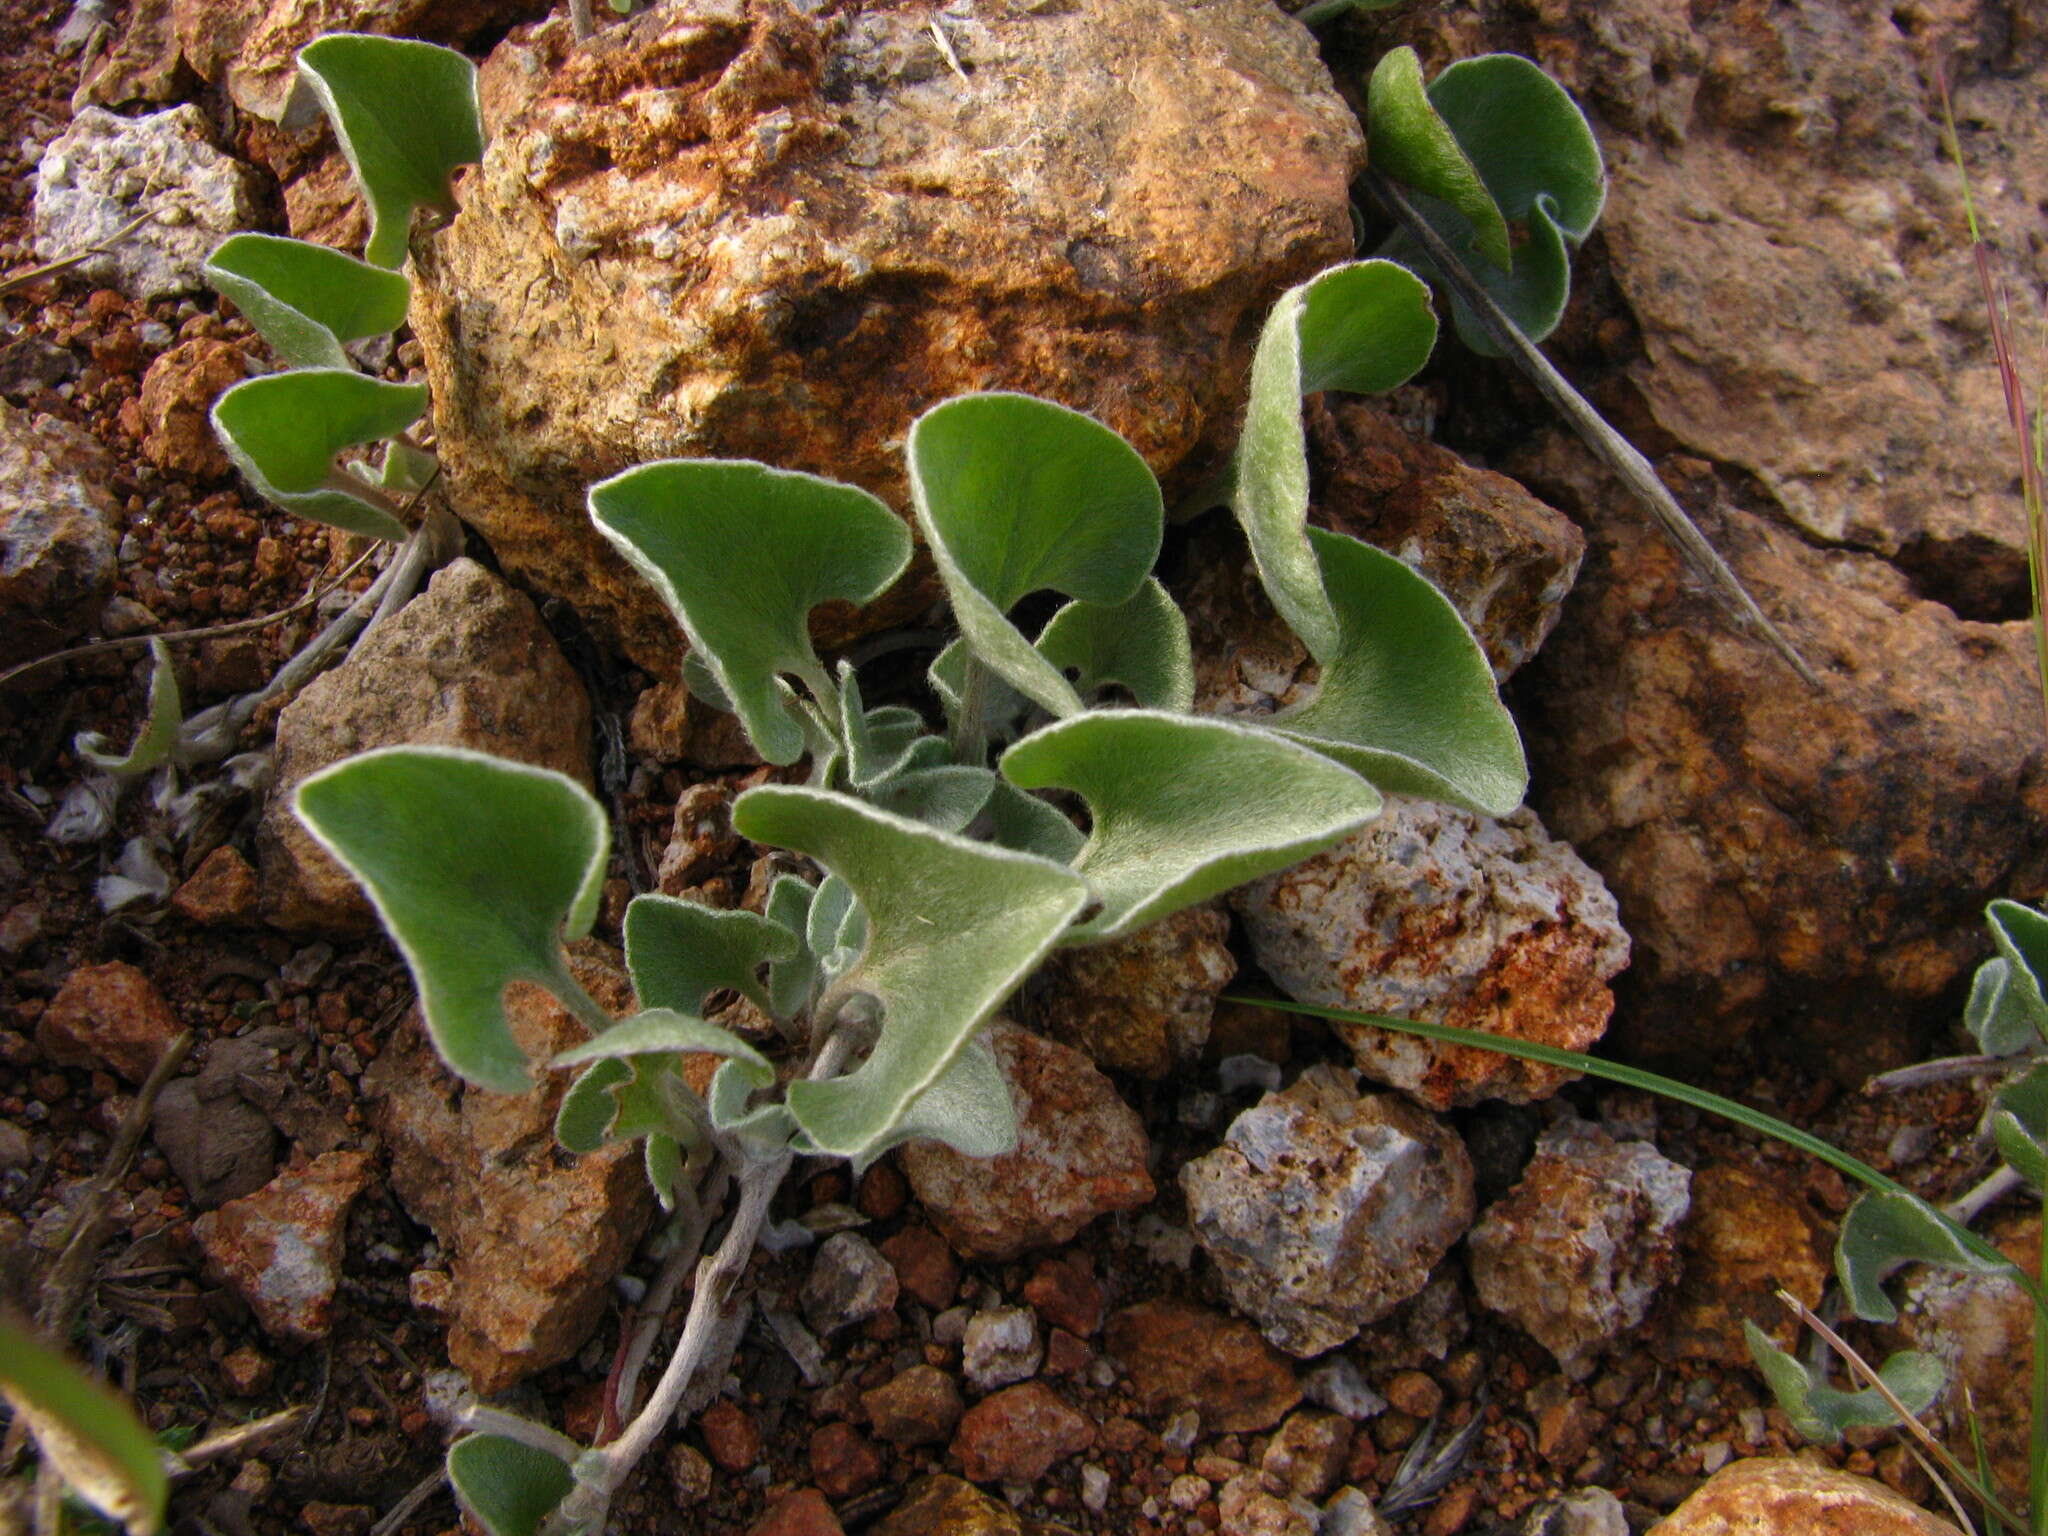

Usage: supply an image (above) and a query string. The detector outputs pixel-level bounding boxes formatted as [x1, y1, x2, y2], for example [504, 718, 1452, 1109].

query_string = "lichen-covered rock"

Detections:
[0, 403, 119, 665]
[1467, 1117, 1691, 1375]
[33, 106, 258, 300]
[411, 0, 1363, 671]
[1180, 1065, 1474, 1357]
[258, 557, 592, 932]
[1646, 1457, 1962, 1536]
[899, 1021, 1152, 1262]
[1021, 904, 1235, 1078]
[193, 1150, 372, 1344]
[363, 949, 652, 1393]
[1234, 797, 1629, 1110]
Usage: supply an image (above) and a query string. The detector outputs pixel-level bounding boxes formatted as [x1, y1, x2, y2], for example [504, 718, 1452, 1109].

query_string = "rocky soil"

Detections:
[1, 0, 2043, 1534]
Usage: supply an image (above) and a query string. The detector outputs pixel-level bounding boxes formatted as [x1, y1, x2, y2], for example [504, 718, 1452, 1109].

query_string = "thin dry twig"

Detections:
[1363, 168, 1822, 688]
[0, 211, 152, 298]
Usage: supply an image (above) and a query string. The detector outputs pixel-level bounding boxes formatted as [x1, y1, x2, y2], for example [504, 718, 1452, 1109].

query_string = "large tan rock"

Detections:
[1349, 0, 2048, 1074]
[411, 0, 1362, 671]
[1646, 1457, 1961, 1535]
[257, 557, 592, 932]
[0, 404, 118, 667]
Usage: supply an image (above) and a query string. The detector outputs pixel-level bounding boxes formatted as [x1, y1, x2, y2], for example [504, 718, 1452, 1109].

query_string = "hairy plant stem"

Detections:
[1362, 168, 1821, 688]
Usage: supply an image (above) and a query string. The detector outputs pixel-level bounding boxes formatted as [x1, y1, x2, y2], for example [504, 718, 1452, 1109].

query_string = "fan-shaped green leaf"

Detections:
[212, 370, 425, 540]
[0, 1313, 168, 1536]
[1367, 48, 1509, 271]
[731, 786, 1091, 1160]
[870, 765, 998, 834]
[294, 34, 485, 269]
[204, 234, 411, 370]
[849, 1028, 1015, 1172]
[834, 664, 942, 788]
[1993, 1061, 2048, 1190]
[682, 649, 735, 714]
[1837, 1188, 2018, 1324]
[1269, 529, 1526, 816]
[1743, 1324, 1946, 1446]
[1378, 53, 1605, 354]
[1035, 578, 1195, 712]
[589, 460, 911, 765]
[1001, 710, 1382, 942]
[293, 747, 608, 1093]
[910, 393, 1163, 719]
[622, 895, 797, 1017]
[553, 1007, 772, 1075]
[445, 1433, 572, 1536]
[1231, 262, 1437, 657]
[984, 778, 1087, 864]
[76, 638, 181, 776]
[1967, 899, 2048, 1055]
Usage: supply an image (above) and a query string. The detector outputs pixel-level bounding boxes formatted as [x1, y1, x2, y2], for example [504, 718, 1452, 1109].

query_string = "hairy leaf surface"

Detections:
[623, 895, 797, 1017]
[0, 1314, 168, 1536]
[1035, 578, 1195, 712]
[1967, 899, 2048, 1054]
[1837, 1188, 2019, 1323]
[731, 786, 1090, 1159]
[1743, 1324, 1944, 1446]
[204, 234, 411, 369]
[1366, 47, 1509, 270]
[445, 1434, 572, 1536]
[294, 34, 485, 268]
[911, 393, 1163, 718]
[1001, 710, 1382, 941]
[589, 460, 910, 764]
[1993, 1061, 2048, 1190]
[294, 748, 608, 1092]
[212, 369, 426, 539]
[76, 638, 181, 776]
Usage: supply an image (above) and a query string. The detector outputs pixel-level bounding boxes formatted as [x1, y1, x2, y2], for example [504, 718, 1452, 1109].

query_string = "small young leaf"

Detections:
[1232, 261, 1438, 658]
[445, 1433, 573, 1536]
[983, 777, 1087, 864]
[623, 894, 797, 1017]
[1035, 578, 1195, 712]
[731, 786, 1091, 1160]
[910, 393, 1164, 719]
[0, 1313, 169, 1536]
[204, 233, 411, 370]
[1269, 529, 1527, 816]
[930, 638, 1032, 746]
[1378, 53, 1605, 354]
[212, 370, 426, 540]
[1837, 1188, 2019, 1323]
[294, 34, 485, 269]
[1743, 1323, 1946, 1446]
[848, 1028, 1015, 1171]
[76, 638, 181, 776]
[1366, 47, 1510, 271]
[805, 874, 865, 976]
[294, 747, 609, 1093]
[764, 873, 819, 1021]
[555, 1058, 632, 1153]
[553, 1006, 772, 1076]
[1992, 1060, 2048, 1190]
[1968, 899, 2048, 1055]
[835, 665, 940, 789]
[1001, 709, 1382, 942]
[644, 1132, 686, 1209]
[708, 1056, 799, 1148]
[868, 765, 999, 834]
[589, 460, 911, 765]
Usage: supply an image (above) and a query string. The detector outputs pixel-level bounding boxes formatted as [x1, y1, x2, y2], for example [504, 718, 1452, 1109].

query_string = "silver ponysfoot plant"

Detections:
[224, 26, 1635, 1536]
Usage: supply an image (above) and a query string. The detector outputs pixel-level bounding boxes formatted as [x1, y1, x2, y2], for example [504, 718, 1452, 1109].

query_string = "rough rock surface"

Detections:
[874, 1475, 1076, 1536]
[1467, 1117, 1692, 1375]
[32, 105, 259, 300]
[800, 1231, 898, 1336]
[899, 1021, 1152, 1261]
[151, 1028, 300, 1208]
[1234, 797, 1629, 1110]
[1184, 398, 1586, 695]
[1180, 1065, 1475, 1357]
[1021, 904, 1236, 1078]
[950, 1381, 1095, 1486]
[362, 949, 652, 1392]
[0, 403, 119, 664]
[1104, 1298, 1302, 1433]
[1658, 1164, 1831, 1365]
[258, 557, 593, 932]
[138, 339, 245, 477]
[861, 1364, 964, 1449]
[192, 1150, 372, 1344]
[170, 845, 260, 926]
[39, 960, 183, 1083]
[411, 0, 1363, 671]
[1646, 1456, 1962, 1535]
[1352, 0, 2048, 1071]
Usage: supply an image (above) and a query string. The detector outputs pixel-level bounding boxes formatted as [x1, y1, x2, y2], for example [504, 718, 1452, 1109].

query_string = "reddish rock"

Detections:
[746, 1489, 843, 1536]
[1043, 1329, 1091, 1377]
[39, 961, 182, 1084]
[1647, 1457, 1962, 1535]
[856, 1161, 907, 1221]
[656, 782, 739, 896]
[699, 1400, 761, 1473]
[171, 845, 259, 926]
[298, 1504, 371, 1536]
[951, 1381, 1095, 1486]
[861, 1364, 964, 1448]
[0, 404, 118, 664]
[193, 1150, 372, 1344]
[138, 339, 244, 477]
[1022, 904, 1236, 1078]
[1260, 1411, 1352, 1500]
[363, 952, 653, 1392]
[1217, 1473, 1313, 1536]
[879, 1226, 958, 1312]
[1659, 1165, 1831, 1365]
[808, 1422, 883, 1500]
[1105, 1299, 1301, 1433]
[1024, 1252, 1103, 1338]
[219, 1343, 272, 1396]
[900, 1021, 1152, 1262]
[873, 1476, 1071, 1536]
